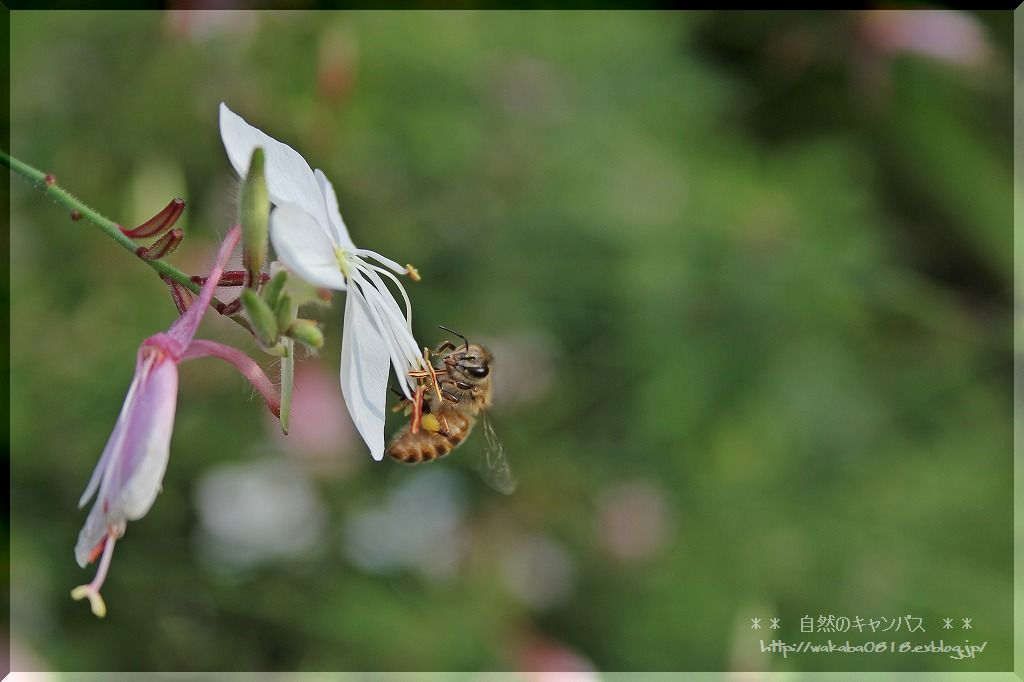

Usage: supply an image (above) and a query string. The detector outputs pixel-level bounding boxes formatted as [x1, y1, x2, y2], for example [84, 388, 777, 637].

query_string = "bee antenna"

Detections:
[438, 325, 470, 351]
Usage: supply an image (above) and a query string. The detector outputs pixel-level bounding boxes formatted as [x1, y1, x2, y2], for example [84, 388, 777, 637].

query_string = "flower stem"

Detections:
[2, 150, 248, 328]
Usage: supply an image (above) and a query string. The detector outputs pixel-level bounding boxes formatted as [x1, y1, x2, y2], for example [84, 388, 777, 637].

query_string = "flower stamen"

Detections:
[348, 275, 414, 399]
[357, 261, 415, 331]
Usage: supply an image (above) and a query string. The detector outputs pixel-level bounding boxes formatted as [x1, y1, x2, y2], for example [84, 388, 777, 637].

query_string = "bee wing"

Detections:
[476, 412, 517, 495]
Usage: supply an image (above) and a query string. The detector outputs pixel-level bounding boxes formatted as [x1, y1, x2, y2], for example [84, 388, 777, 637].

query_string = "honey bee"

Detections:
[387, 327, 516, 494]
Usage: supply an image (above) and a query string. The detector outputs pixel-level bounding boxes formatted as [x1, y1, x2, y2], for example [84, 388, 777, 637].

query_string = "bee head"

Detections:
[444, 343, 492, 379]
[439, 326, 492, 382]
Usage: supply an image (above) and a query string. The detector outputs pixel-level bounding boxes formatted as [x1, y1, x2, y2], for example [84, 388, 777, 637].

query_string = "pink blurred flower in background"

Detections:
[596, 480, 672, 562]
[165, 8, 258, 43]
[516, 634, 597, 679]
[72, 225, 279, 617]
[860, 10, 991, 68]
[269, 360, 360, 476]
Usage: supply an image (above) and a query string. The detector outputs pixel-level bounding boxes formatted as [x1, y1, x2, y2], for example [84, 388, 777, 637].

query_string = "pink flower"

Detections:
[72, 225, 279, 617]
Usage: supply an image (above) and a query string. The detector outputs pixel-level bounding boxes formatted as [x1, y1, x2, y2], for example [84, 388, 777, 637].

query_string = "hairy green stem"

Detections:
[2, 150, 250, 331]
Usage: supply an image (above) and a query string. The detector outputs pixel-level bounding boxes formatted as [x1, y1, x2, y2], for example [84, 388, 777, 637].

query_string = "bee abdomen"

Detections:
[386, 410, 473, 464]
[387, 431, 452, 463]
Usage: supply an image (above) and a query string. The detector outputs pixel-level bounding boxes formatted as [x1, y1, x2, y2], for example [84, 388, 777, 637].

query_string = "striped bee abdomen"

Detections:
[386, 407, 474, 464]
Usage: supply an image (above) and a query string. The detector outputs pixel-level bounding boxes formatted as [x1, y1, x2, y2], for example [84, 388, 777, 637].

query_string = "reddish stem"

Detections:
[181, 339, 281, 417]
[167, 225, 241, 346]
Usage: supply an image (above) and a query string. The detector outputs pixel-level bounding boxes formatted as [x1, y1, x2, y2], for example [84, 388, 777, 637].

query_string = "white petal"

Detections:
[219, 103, 328, 231]
[270, 203, 347, 290]
[315, 169, 355, 250]
[340, 286, 392, 461]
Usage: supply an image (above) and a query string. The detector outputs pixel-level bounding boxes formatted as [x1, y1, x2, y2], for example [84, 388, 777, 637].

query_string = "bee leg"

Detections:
[410, 385, 427, 434]
[389, 385, 411, 413]
[436, 340, 457, 354]
[441, 389, 460, 404]
[421, 347, 444, 404]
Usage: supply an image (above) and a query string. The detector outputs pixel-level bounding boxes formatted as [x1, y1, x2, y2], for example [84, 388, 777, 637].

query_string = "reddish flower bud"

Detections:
[161, 275, 195, 316]
[216, 298, 242, 316]
[189, 270, 269, 288]
[44, 173, 57, 186]
[70, 209, 83, 221]
[136, 228, 183, 260]
[121, 198, 185, 239]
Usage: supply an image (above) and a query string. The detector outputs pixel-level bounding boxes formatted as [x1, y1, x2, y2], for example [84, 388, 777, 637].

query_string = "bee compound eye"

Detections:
[467, 365, 489, 378]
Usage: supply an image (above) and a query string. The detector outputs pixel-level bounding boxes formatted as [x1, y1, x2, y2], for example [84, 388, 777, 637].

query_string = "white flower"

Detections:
[219, 103, 424, 461]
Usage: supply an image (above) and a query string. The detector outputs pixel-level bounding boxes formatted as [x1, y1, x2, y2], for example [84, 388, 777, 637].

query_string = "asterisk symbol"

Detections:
[750, 618, 762, 630]
[769, 618, 781, 630]
[961, 618, 972, 630]
[942, 618, 953, 629]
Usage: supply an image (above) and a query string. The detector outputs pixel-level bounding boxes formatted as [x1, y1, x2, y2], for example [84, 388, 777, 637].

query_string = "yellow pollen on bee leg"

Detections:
[421, 413, 442, 433]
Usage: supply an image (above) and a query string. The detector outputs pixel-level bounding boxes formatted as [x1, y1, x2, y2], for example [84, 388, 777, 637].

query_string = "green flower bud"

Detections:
[279, 339, 294, 435]
[275, 294, 295, 332]
[287, 319, 325, 349]
[241, 289, 278, 346]
[262, 269, 288, 309]
[240, 147, 269, 287]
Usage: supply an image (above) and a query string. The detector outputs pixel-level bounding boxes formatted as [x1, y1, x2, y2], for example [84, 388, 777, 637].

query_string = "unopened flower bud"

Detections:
[122, 198, 185, 239]
[287, 319, 324, 349]
[275, 294, 295, 332]
[262, 269, 288, 309]
[240, 147, 270, 287]
[136, 228, 183, 260]
[240, 289, 278, 346]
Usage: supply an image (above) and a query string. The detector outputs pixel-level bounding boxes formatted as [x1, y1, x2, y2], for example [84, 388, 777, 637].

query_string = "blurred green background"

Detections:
[8, 10, 1013, 673]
